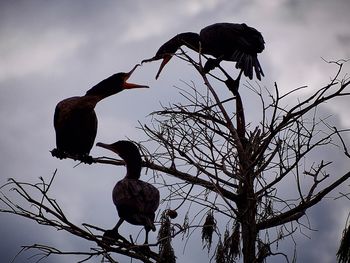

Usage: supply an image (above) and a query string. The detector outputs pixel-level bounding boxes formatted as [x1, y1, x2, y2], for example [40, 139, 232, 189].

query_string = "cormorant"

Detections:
[96, 140, 160, 244]
[142, 22, 265, 81]
[52, 65, 148, 163]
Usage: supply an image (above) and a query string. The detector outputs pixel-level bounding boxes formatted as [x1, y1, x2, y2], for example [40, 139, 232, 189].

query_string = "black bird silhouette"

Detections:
[142, 22, 265, 81]
[96, 140, 160, 244]
[52, 65, 148, 163]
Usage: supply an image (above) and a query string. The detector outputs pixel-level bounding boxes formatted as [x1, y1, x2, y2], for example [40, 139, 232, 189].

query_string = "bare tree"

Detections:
[0, 170, 163, 263]
[1, 51, 349, 263]
[139, 54, 350, 263]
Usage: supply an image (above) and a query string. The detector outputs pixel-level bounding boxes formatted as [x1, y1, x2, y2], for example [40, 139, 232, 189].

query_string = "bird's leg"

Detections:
[224, 69, 243, 96]
[144, 228, 150, 245]
[102, 218, 125, 244]
[235, 69, 243, 90]
[135, 227, 152, 255]
[203, 58, 220, 73]
[113, 218, 124, 232]
[50, 148, 67, 159]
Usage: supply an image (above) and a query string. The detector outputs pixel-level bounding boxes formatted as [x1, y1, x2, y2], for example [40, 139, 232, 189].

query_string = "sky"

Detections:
[0, 0, 350, 262]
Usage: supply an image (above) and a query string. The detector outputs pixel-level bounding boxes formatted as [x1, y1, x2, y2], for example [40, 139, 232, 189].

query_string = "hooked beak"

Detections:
[141, 56, 158, 64]
[96, 142, 119, 155]
[122, 64, 149, 89]
[155, 55, 172, 80]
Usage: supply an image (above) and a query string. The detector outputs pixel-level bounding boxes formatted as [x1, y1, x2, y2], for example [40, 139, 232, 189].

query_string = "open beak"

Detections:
[122, 64, 149, 89]
[155, 55, 172, 80]
[96, 142, 119, 155]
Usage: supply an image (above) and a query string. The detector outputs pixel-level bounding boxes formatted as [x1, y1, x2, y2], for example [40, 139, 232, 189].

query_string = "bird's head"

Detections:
[142, 33, 199, 79]
[85, 64, 149, 97]
[118, 64, 150, 90]
[96, 140, 142, 167]
[141, 37, 179, 79]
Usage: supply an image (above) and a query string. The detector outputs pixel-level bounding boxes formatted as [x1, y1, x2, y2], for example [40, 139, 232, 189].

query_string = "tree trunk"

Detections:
[235, 88, 257, 263]
[238, 183, 257, 263]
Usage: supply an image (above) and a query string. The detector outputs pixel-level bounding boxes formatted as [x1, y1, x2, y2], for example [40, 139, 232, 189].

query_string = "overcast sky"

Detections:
[1, 1, 350, 262]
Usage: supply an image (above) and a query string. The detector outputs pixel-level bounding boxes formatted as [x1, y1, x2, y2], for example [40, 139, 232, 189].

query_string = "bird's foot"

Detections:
[203, 58, 220, 73]
[79, 154, 94, 165]
[51, 148, 67, 160]
[102, 229, 128, 245]
[102, 230, 119, 245]
[136, 245, 152, 256]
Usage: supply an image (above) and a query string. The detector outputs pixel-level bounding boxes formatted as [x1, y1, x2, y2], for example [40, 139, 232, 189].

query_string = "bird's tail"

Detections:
[231, 50, 264, 80]
[253, 56, 264, 80]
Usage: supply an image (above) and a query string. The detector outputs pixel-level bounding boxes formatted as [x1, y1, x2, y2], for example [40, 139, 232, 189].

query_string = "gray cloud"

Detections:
[1, 1, 349, 262]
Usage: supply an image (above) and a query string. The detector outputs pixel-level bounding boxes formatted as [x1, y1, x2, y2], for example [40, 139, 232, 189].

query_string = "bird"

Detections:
[142, 22, 265, 82]
[51, 65, 148, 164]
[96, 140, 160, 244]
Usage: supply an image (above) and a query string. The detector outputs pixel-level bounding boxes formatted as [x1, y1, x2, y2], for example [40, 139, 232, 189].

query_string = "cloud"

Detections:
[0, 30, 85, 81]
[0, 1, 349, 262]
[119, 0, 225, 43]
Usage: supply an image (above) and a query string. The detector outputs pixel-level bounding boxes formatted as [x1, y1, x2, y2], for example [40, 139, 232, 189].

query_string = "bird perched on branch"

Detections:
[51, 65, 148, 163]
[142, 22, 265, 82]
[96, 140, 160, 244]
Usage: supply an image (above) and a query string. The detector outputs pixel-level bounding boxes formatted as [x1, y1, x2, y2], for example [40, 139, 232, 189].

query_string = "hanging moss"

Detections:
[158, 210, 176, 263]
[182, 211, 190, 239]
[202, 211, 216, 251]
[227, 222, 241, 260]
[167, 209, 178, 219]
[256, 239, 271, 263]
[215, 239, 225, 263]
[337, 224, 350, 263]
[266, 200, 273, 217]
[216, 223, 241, 263]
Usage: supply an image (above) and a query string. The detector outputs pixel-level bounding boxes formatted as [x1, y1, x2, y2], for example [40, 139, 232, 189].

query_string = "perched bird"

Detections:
[96, 140, 160, 244]
[142, 22, 265, 81]
[52, 65, 148, 163]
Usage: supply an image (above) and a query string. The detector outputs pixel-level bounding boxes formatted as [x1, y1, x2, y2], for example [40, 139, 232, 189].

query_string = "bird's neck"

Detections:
[125, 162, 142, 180]
[177, 32, 200, 52]
[85, 78, 119, 102]
[78, 95, 103, 108]
[82, 90, 115, 108]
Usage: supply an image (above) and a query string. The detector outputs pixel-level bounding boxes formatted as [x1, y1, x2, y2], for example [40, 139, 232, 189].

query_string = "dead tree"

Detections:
[1, 52, 349, 262]
[139, 54, 350, 263]
[0, 170, 162, 263]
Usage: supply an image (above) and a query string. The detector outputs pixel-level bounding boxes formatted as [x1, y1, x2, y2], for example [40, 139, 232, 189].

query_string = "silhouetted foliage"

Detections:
[337, 215, 350, 263]
[202, 211, 216, 251]
[158, 211, 176, 263]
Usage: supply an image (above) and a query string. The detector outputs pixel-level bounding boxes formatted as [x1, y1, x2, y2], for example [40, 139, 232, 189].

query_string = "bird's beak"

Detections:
[141, 56, 158, 64]
[122, 64, 149, 89]
[96, 142, 119, 155]
[155, 55, 172, 80]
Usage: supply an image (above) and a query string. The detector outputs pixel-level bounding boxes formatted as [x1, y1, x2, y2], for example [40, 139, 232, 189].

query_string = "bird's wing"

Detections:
[113, 180, 160, 214]
[135, 181, 160, 214]
[201, 23, 264, 80]
[226, 23, 264, 54]
[200, 23, 241, 57]
[54, 97, 98, 152]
